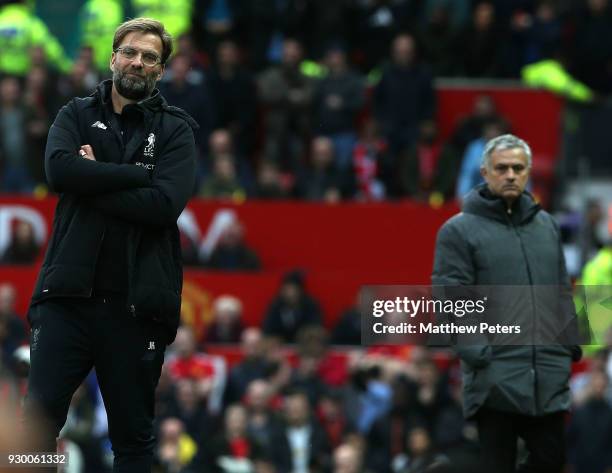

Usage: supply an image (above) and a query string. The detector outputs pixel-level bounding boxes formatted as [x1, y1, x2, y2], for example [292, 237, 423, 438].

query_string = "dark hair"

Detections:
[282, 269, 305, 287]
[113, 18, 173, 65]
[283, 387, 310, 401]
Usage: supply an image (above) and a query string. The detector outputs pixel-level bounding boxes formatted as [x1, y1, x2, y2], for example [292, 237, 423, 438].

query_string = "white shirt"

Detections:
[287, 425, 311, 473]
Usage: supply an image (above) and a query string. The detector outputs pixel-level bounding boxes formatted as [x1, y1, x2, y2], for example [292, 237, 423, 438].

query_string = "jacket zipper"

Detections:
[105, 112, 124, 152]
[126, 228, 142, 318]
[89, 228, 106, 297]
[507, 211, 539, 415]
[104, 113, 137, 315]
[123, 113, 160, 318]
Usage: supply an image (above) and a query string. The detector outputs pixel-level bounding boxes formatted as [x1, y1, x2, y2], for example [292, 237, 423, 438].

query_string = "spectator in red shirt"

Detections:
[168, 326, 226, 414]
[199, 404, 261, 473]
[317, 390, 356, 450]
[352, 118, 388, 201]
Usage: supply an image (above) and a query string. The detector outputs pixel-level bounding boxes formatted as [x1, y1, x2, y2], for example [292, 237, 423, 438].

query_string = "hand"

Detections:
[79, 144, 96, 161]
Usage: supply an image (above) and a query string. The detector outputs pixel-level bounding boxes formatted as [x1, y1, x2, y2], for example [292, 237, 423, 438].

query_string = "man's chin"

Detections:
[114, 75, 150, 100]
[502, 189, 521, 200]
[117, 84, 148, 100]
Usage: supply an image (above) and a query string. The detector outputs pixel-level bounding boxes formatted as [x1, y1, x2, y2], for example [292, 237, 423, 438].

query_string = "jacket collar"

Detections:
[92, 79, 199, 131]
[93, 79, 165, 114]
[462, 183, 541, 224]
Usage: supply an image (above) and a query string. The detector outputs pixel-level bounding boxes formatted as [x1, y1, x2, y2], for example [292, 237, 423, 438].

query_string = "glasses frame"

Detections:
[114, 46, 162, 67]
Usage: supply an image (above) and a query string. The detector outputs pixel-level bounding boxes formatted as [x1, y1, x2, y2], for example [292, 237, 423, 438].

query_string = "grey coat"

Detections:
[432, 185, 580, 418]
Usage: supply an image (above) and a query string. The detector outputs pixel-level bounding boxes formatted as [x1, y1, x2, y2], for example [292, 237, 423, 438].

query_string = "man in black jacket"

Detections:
[24, 18, 197, 473]
[432, 134, 580, 473]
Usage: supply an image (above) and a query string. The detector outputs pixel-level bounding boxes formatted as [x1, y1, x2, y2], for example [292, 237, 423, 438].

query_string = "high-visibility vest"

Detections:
[582, 247, 612, 286]
[0, 4, 72, 75]
[130, 0, 193, 39]
[80, 0, 124, 72]
[300, 59, 326, 78]
[576, 247, 612, 351]
[521, 59, 594, 103]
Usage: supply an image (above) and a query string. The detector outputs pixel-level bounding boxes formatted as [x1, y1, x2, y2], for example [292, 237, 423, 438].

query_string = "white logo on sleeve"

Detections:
[143, 133, 156, 157]
[148, 341, 156, 350]
[91, 121, 108, 130]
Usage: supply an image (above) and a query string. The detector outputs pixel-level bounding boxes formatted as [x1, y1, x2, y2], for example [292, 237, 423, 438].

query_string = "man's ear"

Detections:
[157, 65, 165, 81]
[480, 166, 487, 179]
[110, 52, 117, 73]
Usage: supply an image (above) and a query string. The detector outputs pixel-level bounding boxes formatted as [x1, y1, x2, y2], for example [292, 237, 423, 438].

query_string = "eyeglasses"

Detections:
[114, 46, 162, 67]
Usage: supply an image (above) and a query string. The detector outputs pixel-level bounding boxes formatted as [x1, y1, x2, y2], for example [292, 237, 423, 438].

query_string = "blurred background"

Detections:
[0, 0, 611, 472]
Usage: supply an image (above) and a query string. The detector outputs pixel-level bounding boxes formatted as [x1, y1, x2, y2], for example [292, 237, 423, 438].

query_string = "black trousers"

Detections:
[24, 296, 167, 473]
[476, 407, 566, 473]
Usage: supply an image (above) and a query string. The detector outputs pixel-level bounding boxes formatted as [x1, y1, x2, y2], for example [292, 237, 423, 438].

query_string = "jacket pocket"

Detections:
[456, 345, 493, 369]
[131, 283, 181, 344]
[42, 264, 95, 297]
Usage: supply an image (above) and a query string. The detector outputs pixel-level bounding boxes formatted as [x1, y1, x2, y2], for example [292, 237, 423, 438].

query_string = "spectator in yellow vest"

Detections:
[0, 0, 71, 76]
[131, 0, 194, 39]
[79, 0, 124, 74]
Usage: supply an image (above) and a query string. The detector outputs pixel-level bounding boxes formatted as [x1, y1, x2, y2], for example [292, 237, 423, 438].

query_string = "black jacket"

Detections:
[30, 80, 197, 343]
[269, 420, 331, 473]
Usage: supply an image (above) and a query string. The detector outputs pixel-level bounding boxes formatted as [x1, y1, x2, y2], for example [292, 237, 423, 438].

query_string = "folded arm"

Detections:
[89, 121, 196, 226]
[45, 102, 151, 194]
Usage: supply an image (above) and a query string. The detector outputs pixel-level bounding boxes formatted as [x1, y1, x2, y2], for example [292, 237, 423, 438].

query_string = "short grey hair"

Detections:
[481, 134, 532, 169]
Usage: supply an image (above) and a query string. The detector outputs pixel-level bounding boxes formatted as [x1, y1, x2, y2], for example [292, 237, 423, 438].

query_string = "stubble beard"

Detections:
[112, 67, 157, 101]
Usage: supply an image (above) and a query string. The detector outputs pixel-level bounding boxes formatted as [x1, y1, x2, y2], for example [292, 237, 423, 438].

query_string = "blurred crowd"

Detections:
[2, 0, 612, 472]
[2, 0, 611, 202]
[2, 273, 612, 473]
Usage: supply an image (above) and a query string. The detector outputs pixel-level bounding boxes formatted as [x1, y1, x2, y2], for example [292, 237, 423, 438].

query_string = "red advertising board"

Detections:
[0, 198, 458, 332]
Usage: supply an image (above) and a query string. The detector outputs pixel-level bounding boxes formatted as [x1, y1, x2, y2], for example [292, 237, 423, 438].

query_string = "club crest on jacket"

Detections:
[144, 133, 156, 158]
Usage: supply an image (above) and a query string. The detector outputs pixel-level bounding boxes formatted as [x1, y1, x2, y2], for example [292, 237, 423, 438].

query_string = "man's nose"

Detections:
[129, 54, 144, 67]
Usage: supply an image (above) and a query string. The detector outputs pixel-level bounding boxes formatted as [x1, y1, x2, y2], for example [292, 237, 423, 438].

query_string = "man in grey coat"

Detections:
[432, 134, 581, 473]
